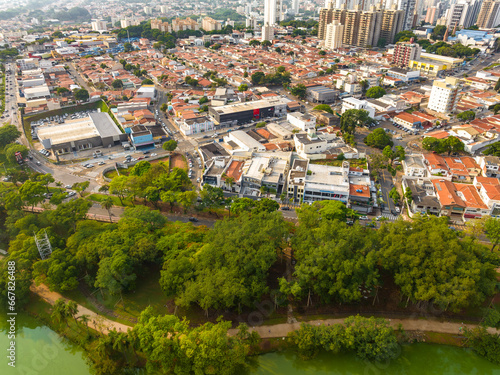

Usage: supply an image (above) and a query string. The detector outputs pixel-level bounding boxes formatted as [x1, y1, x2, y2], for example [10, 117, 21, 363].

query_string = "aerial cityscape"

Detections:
[1, 0, 500, 373]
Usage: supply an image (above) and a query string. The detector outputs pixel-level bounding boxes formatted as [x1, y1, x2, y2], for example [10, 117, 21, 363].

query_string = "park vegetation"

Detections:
[1, 126, 500, 369]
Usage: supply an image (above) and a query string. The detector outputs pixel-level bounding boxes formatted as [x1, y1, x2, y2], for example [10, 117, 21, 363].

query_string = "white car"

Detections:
[151, 153, 157, 157]
[395, 207, 400, 213]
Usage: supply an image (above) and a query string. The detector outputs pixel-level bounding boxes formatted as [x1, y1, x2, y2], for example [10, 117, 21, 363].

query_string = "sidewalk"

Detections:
[30, 283, 132, 334]
[31, 282, 500, 338]
[227, 318, 500, 339]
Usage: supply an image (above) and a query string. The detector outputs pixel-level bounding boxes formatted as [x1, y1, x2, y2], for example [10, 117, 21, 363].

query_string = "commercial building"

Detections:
[24, 85, 50, 100]
[37, 113, 127, 155]
[225, 130, 267, 152]
[476, 0, 500, 29]
[240, 153, 290, 195]
[306, 86, 338, 104]
[324, 20, 344, 50]
[392, 40, 422, 68]
[428, 77, 460, 114]
[386, 67, 421, 82]
[393, 112, 422, 130]
[409, 53, 463, 76]
[287, 159, 350, 204]
[209, 98, 288, 127]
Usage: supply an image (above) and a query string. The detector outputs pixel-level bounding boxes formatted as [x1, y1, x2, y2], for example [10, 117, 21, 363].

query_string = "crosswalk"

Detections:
[381, 213, 398, 221]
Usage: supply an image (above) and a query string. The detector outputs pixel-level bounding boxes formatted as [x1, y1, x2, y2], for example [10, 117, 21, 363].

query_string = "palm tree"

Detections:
[113, 332, 130, 362]
[51, 299, 70, 328]
[100, 196, 114, 222]
[79, 314, 90, 336]
[66, 300, 79, 325]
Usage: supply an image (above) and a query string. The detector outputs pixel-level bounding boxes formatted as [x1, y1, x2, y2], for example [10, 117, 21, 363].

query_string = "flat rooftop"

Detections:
[305, 163, 349, 190]
[213, 98, 288, 115]
[37, 117, 99, 145]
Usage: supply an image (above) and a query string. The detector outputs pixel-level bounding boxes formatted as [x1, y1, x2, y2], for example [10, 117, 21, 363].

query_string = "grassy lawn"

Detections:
[311, 158, 368, 169]
[104, 168, 130, 179]
[87, 193, 132, 207]
[106, 268, 171, 321]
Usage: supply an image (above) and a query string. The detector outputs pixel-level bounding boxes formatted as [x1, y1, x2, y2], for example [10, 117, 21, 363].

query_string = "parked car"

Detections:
[359, 216, 368, 220]
[188, 217, 198, 222]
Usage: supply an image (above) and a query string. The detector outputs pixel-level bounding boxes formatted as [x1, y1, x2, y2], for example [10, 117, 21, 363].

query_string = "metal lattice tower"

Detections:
[34, 230, 53, 260]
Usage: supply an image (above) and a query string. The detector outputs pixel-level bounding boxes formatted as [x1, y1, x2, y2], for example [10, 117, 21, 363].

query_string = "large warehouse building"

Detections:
[209, 98, 288, 127]
[37, 112, 128, 155]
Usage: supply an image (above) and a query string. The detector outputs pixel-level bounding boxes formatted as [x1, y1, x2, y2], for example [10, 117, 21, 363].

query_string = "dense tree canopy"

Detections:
[340, 109, 375, 135]
[422, 136, 464, 155]
[161, 211, 289, 311]
[365, 86, 386, 99]
[378, 216, 496, 311]
[365, 128, 393, 149]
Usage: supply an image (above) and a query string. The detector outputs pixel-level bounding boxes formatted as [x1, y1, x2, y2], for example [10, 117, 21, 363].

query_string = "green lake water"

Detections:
[1, 312, 500, 375]
[251, 344, 500, 375]
[0, 312, 91, 375]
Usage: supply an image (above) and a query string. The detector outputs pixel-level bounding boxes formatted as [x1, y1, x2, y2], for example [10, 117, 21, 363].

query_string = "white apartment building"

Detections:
[178, 116, 215, 136]
[91, 20, 107, 32]
[261, 24, 274, 41]
[427, 77, 459, 114]
[341, 97, 375, 118]
[293, 132, 328, 158]
[287, 112, 316, 131]
[324, 20, 344, 50]
[121, 19, 139, 28]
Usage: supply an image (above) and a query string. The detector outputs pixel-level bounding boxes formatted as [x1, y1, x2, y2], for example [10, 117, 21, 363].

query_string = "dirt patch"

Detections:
[171, 152, 187, 170]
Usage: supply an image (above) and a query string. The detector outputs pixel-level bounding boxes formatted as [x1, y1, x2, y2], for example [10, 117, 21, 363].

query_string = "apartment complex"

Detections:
[446, 0, 482, 28]
[392, 40, 422, 68]
[379, 6, 405, 44]
[476, 0, 500, 28]
[318, 3, 403, 47]
[324, 20, 344, 49]
[91, 20, 107, 32]
[202, 17, 222, 32]
[151, 18, 200, 33]
[398, 0, 417, 30]
[428, 77, 460, 114]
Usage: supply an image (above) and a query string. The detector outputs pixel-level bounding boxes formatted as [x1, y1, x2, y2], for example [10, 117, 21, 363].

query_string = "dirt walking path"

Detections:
[30, 283, 132, 334]
[31, 283, 500, 338]
[227, 318, 500, 338]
